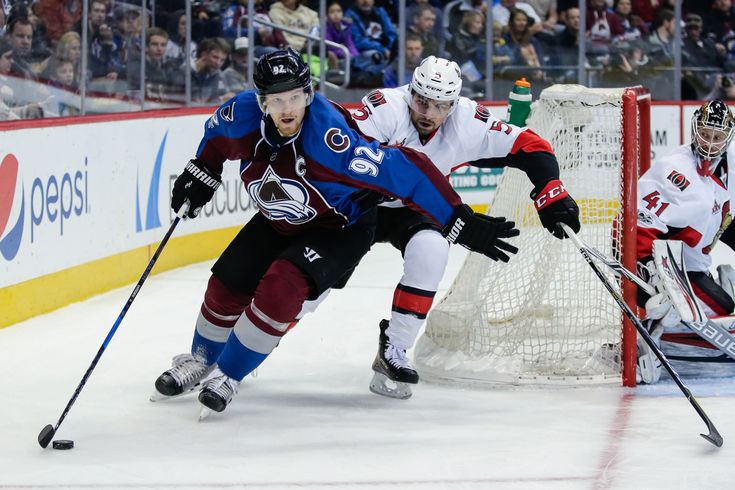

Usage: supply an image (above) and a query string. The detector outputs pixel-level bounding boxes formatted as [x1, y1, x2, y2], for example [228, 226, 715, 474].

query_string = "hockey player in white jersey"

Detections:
[636, 99, 735, 383]
[304, 57, 581, 398]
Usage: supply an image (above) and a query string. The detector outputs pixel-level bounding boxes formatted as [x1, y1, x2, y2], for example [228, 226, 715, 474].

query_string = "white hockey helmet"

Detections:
[410, 56, 462, 108]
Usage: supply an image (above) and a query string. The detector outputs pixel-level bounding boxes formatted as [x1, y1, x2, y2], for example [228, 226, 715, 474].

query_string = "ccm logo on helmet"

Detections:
[325, 128, 350, 153]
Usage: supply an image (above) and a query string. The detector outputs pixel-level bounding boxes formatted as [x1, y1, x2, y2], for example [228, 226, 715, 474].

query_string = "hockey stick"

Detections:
[565, 232, 735, 363]
[560, 224, 723, 447]
[37, 209, 185, 448]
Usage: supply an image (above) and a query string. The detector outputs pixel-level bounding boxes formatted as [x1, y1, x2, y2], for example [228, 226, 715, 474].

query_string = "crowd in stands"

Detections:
[1, 0, 735, 120]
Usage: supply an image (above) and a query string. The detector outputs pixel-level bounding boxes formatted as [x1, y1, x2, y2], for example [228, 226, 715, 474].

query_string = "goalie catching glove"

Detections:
[171, 159, 222, 219]
[443, 204, 520, 262]
[531, 179, 581, 239]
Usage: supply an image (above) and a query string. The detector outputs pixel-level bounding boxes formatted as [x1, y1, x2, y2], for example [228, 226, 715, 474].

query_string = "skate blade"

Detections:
[369, 372, 413, 400]
[198, 406, 212, 421]
[149, 387, 199, 402]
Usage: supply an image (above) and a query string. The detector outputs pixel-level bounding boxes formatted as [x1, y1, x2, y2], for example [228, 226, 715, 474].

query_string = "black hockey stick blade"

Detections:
[560, 223, 724, 447]
[36, 209, 184, 449]
[38, 424, 55, 448]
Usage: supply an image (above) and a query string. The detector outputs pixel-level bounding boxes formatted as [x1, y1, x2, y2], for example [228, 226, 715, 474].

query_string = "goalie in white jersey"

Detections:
[636, 99, 735, 383]
[305, 57, 581, 398]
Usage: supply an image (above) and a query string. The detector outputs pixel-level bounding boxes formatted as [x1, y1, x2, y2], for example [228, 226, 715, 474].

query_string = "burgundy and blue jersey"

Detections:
[195, 91, 461, 235]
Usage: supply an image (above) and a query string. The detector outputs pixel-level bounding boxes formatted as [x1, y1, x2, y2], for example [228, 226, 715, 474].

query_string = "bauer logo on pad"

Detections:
[667, 170, 690, 191]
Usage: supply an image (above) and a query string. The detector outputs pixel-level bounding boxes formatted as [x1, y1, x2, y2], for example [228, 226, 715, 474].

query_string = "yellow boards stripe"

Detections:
[0, 227, 241, 329]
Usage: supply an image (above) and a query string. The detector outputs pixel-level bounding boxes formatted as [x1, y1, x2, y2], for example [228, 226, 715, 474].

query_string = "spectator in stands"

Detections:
[190, 1, 225, 41]
[5, 15, 35, 78]
[41, 55, 76, 89]
[43, 55, 80, 116]
[12, 2, 51, 64]
[116, 7, 143, 65]
[222, 36, 251, 95]
[598, 38, 649, 82]
[221, 0, 248, 40]
[630, 0, 662, 26]
[37, 0, 82, 44]
[682, 13, 725, 99]
[254, 5, 290, 55]
[587, 0, 624, 50]
[552, 6, 581, 82]
[408, 4, 439, 57]
[613, 0, 648, 43]
[446, 0, 485, 37]
[325, 0, 359, 69]
[268, 0, 319, 52]
[683, 14, 726, 69]
[446, 10, 488, 74]
[406, 0, 443, 47]
[127, 27, 177, 102]
[383, 31, 422, 88]
[164, 10, 196, 69]
[0, 37, 44, 119]
[345, 0, 397, 63]
[73, 0, 124, 90]
[646, 8, 675, 65]
[493, 0, 542, 35]
[524, 0, 559, 33]
[54, 31, 82, 84]
[172, 37, 230, 104]
[704, 0, 735, 46]
[503, 8, 546, 81]
[706, 73, 735, 100]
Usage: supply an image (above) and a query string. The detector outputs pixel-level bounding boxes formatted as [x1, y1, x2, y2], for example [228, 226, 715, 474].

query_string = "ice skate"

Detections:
[370, 319, 419, 400]
[151, 353, 214, 401]
[198, 368, 240, 417]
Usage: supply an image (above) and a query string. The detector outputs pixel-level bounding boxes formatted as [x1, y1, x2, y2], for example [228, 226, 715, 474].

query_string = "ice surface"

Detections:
[2, 244, 735, 489]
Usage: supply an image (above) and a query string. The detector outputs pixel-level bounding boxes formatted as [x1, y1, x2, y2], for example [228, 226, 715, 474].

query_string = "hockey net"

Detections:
[415, 85, 650, 387]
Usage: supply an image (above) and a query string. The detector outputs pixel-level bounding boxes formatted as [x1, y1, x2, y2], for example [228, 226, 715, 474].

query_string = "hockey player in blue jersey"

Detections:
[152, 48, 521, 416]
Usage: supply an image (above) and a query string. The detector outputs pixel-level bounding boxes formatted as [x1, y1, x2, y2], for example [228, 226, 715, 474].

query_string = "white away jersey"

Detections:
[637, 144, 735, 271]
[351, 85, 543, 177]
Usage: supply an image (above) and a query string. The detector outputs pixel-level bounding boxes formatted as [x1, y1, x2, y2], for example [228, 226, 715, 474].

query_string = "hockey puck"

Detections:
[52, 440, 74, 450]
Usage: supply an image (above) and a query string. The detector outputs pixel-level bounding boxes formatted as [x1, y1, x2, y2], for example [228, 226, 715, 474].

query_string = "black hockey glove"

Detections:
[171, 159, 222, 219]
[350, 188, 389, 210]
[443, 204, 520, 262]
[531, 179, 581, 239]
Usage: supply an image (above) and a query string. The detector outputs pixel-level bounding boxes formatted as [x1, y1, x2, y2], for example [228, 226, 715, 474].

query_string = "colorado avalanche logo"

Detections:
[366, 90, 387, 108]
[247, 166, 316, 224]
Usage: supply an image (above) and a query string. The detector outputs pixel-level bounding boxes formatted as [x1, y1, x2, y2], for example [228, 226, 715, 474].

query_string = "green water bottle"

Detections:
[506, 78, 532, 127]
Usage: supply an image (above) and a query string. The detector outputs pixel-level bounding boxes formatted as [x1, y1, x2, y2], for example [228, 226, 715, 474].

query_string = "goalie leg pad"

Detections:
[637, 320, 664, 384]
[717, 265, 735, 304]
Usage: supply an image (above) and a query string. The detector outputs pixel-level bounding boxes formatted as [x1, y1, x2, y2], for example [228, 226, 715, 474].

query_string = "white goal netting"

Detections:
[415, 85, 643, 386]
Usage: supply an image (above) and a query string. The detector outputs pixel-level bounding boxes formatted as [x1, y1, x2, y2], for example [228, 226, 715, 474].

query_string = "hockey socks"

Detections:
[216, 259, 311, 380]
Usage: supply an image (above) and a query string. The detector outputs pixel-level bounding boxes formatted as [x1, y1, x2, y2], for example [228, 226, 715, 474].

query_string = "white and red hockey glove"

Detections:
[443, 204, 520, 262]
[531, 179, 581, 239]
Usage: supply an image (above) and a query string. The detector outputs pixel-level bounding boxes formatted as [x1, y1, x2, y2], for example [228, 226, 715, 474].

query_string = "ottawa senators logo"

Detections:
[667, 170, 690, 191]
[366, 90, 387, 108]
[474, 105, 490, 123]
